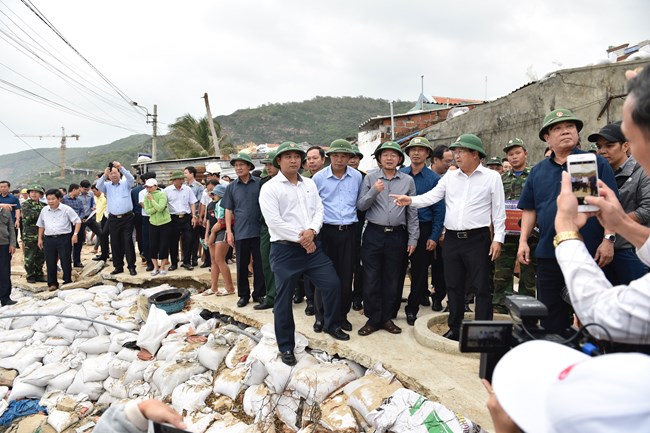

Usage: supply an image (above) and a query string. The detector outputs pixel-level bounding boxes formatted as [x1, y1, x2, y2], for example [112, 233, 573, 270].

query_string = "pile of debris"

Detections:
[0, 284, 485, 433]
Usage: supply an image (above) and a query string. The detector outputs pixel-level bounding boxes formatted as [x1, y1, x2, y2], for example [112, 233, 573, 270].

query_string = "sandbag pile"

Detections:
[0, 284, 484, 433]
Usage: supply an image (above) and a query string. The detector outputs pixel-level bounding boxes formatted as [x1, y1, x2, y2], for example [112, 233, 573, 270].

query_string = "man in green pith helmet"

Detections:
[22, 185, 46, 283]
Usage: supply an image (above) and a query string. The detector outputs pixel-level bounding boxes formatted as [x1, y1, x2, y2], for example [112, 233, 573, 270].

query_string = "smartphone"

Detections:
[149, 421, 190, 433]
[567, 153, 599, 212]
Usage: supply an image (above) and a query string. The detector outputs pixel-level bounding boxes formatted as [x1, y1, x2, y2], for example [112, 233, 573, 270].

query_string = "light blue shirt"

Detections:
[96, 168, 135, 215]
[313, 165, 362, 225]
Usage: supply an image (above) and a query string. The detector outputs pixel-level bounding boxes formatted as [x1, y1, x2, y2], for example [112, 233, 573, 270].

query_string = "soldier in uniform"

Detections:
[493, 138, 536, 313]
[22, 185, 46, 283]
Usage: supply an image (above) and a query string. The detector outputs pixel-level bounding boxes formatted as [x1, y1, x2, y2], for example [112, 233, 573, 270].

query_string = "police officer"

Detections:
[21, 185, 46, 283]
[493, 138, 536, 313]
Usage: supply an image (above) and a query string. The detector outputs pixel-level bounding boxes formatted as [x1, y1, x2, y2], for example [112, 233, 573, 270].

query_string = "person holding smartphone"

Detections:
[94, 399, 186, 433]
[517, 109, 617, 335]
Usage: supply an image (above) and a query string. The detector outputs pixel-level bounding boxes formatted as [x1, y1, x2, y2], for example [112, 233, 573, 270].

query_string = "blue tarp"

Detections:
[0, 399, 47, 426]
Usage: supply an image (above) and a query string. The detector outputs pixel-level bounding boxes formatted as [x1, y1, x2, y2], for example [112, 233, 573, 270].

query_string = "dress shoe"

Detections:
[443, 305, 449, 312]
[443, 329, 459, 341]
[73, 263, 84, 268]
[313, 320, 323, 333]
[464, 304, 472, 313]
[293, 294, 303, 304]
[432, 299, 443, 312]
[26, 276, 36, 284]
[36, 276, 48, 283]
[253, 302, 273, 311]
[168, 265, 177, 271]
[129, 268, 137, 276]
[341, 319, 353, 332]
[2, 299, 16, 306]
[62, 280, 72, 285]
[383, 320, 402, 334]
[420, 297, 431, 307]
[145, 266, 154, 272]
[236, 297, 249, 308]
[182, 263, 194, 271]
[352, 300, 363, 311]
[110, 268, 123, 275]
[200, 262, 210, 268]
[358, 324, 378, 336]
[191, 261, 199, 267]
[92, 256, 106, 261]
[406, 313, 417, 326]
[304, 302, 315, 316]
[253, 297, 265, 304]
[326, 327, 350, 341]
[280, 350, 297, 366]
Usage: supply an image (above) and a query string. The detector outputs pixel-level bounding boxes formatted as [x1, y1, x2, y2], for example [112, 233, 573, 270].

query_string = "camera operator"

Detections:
[554, 66, 650, 346]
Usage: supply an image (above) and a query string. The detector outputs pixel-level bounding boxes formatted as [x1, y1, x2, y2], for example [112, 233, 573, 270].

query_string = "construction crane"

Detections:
[16, 127, 80, 178]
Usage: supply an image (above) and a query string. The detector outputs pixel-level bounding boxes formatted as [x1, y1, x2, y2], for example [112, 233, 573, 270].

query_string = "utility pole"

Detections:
[17, 127, 80, 178]
[132, 102, 158, 160]
[202, 93, 220, 156]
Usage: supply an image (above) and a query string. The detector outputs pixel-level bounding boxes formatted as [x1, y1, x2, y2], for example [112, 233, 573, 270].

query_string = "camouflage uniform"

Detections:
[22, 197, 45, 281]
[493, 166, 537, 312]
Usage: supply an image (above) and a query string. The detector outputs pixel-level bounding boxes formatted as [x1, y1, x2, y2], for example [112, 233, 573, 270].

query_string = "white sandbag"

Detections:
[48, 324, 78, 343]
[367, 388, 484, 433]
[42, 346, 70, 365]
[243, 359, 267, 388]
[115, 304, 138, 319]
[225, 335, 257, 368]
[111, 296, 137, 310]
[28, 331, 48, 344]
[319, 393, 358, 432]
[92, 321, 110, 336]
[109, 332, 136, 353]
[274, 393, 301, 432]
[259, 323, 309, 353]
[168, 311, 193, 328]
[195, 318, 218, 334]
[123, 358, 152, 383]
[264, 353, 318, 394]
[197, 337, 230, 371]
[76, 327, 98, 339]
[100, 315, 139, 332]
[44, 336, 72, 346]
[0, 341, 24, 358]
[35, 297, 69, 315]
[205, 413, 249, 433]
[38, 390, 66, 412]
[21, 362, 70, 387]
[48, 368, 77, 391]
[118, 288, 142, 299]
[61, 350, 87, 369]
[186, 308, 209, 329]
[88, 285, 120, 296]
[47, 408, 79, 433]
[108, 357, 131, 379]
[139, 285, 171, 298]
[103, 377, 127, 399]
[80, 352, 113, 382]
[152, 361, 207, 397]
[0, 386, 8, 400]
[136, 305, 175, 355]
[84, 302, 114, 319]
[183, 412, 215, 433]
[9, 362, 44, 401]
[116, 347, 138, 362]
[32, 316, 60, 333]
[9, 313, 37, 329]
[171, 372, 213, 413]
[77, 335, 111, 354]
[289, 361, 359, 404]
[63, 291, 95, 305]
[126, 380, 151, 398]
[341, 359, 367, 378]
[143, 360, 164, 384]
[97, 391, 118, 404]
[66, 371, 103, 400]
[0, 346, 48, 373]
[156, 340, 187, 361]
[343, 365, 404, 422]
[213, 365, 248, 400]
[243, 384, 274, 422]
[0, 326, 33, 342]
[60, 304, 91, 330]
[57, 288, 87, 300]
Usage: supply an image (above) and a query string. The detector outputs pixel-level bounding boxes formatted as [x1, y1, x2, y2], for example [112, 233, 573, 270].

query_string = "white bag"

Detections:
[171, 372, 213, 413]
[213, 365, 248, 400]
[77, 335, 111, 354]
[21, 362, 70, 387]
[136, 305, 175, 355]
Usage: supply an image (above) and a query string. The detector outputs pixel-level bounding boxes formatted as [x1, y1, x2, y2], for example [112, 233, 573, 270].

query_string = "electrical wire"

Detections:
[0, 118, 61, 167]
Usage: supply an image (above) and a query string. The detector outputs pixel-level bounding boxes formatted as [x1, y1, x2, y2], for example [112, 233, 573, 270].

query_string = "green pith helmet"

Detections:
[230, 152, 255, 170]
[587, 143, 598, 153]
[169, 170, 185, 181]
[539, 108, 584, 141]
[351, 144, 364, 159]
[503, 137, 526, 153]
[374, 141, 405, 165]
[326, 139, 356, 156]
[27, 184, 45, 194]
[486, 156, 503, 166]
[404, 136, 433, 156]
[273, 141, 306, 168]
[449, 133, 487, 158]
[261, 150, 278, 164]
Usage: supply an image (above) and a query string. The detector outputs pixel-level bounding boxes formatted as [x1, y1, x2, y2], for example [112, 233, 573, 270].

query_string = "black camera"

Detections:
[459, 295, 583, 381]
[108, 162, 114, 170]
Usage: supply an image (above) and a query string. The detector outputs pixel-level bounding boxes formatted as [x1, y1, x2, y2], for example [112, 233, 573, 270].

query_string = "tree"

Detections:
[166, 114, 230, 158]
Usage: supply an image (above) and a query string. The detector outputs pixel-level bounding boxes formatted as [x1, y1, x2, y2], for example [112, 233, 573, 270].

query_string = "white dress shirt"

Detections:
[410, 164, 506, 243]
[556, 238, 650, 344]
[36, 203, 81, 235]
[259, 171, 323, 243]
[164, 185, 197, 215]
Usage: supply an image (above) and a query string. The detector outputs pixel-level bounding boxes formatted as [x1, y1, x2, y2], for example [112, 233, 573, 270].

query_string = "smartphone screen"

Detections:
[567, 155, 599, 211]
[150, 422, 190, 433]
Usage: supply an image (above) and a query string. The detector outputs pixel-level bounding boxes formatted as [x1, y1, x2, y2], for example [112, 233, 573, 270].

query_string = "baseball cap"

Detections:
[492, 340, 650, 433]
[145, 178, 158, 187]
[587, 122, 627, 144]
[212, 184, 227, 197]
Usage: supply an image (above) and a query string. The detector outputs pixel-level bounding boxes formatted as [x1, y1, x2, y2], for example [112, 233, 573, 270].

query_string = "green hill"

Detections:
[3, 96, 414, 188]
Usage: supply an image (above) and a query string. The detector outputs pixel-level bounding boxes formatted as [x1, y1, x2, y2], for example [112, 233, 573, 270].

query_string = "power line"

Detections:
[0, 118, 60, 167]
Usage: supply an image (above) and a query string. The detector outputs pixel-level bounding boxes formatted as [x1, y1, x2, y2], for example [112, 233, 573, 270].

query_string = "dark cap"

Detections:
[587, 122, 626, 144]
[486, 156, 503, 166]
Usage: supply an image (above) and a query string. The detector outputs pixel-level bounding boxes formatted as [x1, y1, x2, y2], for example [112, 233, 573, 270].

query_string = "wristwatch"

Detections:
[604, 233, 616, 243]
[553, 231, 582, 248]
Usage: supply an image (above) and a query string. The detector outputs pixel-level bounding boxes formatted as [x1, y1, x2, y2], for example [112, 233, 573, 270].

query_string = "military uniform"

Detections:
[493, 165, 537, 312]
[22, 186, 46, 282]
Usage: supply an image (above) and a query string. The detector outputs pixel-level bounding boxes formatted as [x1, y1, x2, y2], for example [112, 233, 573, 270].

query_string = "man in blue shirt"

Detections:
[96, 161, 137, 276]
[399, 137, 444, 325]
[0, 180, 21, 248]
[312, 139, 363, 333]
[518, 109, 617, 334]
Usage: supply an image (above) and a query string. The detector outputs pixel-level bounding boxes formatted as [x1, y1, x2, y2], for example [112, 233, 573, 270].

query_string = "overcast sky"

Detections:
[1, 0, 648, 166]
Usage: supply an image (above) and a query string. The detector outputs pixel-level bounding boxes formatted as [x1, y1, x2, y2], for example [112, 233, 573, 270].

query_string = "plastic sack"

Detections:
[136, 305, 175, 355]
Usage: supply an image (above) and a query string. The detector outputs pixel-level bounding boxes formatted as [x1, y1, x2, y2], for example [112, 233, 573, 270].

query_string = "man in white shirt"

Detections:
[392, 134, 506, 341]
[164, 170, 198, 271]
[259, 141, 350, 366]
[554, 66, 650, 347]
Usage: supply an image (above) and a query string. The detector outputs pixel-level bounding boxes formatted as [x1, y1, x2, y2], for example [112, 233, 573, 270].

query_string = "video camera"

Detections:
[459, 295, 587, 381]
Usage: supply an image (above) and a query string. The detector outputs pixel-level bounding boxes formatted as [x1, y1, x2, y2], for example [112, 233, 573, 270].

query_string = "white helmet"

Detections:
[205, 162, 220, 175]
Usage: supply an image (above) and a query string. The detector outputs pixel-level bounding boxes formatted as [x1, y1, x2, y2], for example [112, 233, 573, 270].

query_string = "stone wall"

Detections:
[421, 59, 650, 164]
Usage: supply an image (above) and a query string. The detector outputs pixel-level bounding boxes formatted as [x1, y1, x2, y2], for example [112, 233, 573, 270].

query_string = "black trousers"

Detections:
[149, 221, 171, 260]
[141, 216, 153, 268]
[98, 216, 110, 259]
[190, 224, 203, 265]
[44, 234, 72, 288]
[314, 225, 355, 323]
[108, 213, 136, 271]
[444, 227, 493, 334]
[537, 258, 574, 334]
[431, 242, 446, 303]
[169, 214, 192, 266]
[361, 224, 408, 328]
[235, 237, 266, 300]
[405, 221, 434, 316]
[0, 244, 12, 302]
